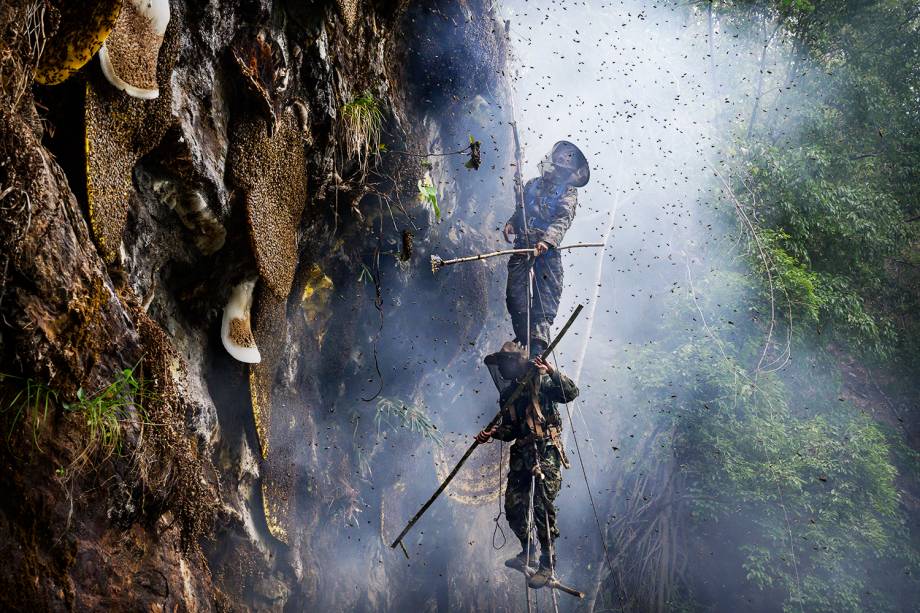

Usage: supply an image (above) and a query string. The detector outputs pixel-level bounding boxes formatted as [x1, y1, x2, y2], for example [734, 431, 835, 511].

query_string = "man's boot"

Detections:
[505, 542, 537, 572]
[527, 552, 555, 588]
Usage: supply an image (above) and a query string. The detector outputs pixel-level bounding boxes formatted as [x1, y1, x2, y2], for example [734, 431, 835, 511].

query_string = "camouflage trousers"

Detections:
[506, 247, 563, 346]
[505, 440, 563, 553]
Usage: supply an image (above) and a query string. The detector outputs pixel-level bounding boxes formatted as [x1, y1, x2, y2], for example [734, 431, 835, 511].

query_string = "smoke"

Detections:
[492, 0, 821, 610]
[306, 0, 798, 608]
[271, 1, 915, 611]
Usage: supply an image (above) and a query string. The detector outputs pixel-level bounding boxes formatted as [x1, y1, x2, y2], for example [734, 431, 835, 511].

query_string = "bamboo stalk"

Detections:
[430, 243, 604, 273]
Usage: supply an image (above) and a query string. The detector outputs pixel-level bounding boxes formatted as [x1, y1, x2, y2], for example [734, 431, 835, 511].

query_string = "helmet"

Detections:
[538, 140, 590, 188]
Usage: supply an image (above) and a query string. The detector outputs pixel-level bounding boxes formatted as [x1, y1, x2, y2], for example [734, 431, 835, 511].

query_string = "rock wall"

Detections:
[0, 0, 518, 610]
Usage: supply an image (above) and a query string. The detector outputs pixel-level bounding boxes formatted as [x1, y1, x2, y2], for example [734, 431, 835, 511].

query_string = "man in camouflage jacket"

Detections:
[503, 140, 589, 356]
[477, 344, 580, 587]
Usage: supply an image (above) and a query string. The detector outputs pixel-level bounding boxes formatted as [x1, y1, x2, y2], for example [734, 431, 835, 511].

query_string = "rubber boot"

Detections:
[505, 543, 537, 572]
[527, 552, 555, 588]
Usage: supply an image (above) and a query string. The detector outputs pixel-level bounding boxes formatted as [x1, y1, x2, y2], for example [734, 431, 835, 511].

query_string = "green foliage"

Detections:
[340, 91, 383, 173]
[63, 367, 149, 470]
[593, 1, 920, 609]
[629, 332, 911, 611]
[1, 367, 150, 474]
[0, 373, 57, 451]
[374, 397, 442, 446]
[417, 172, 440, 219]
[756, 228, 822, 323]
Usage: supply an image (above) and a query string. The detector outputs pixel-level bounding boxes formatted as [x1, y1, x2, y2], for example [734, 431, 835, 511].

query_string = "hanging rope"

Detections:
[544, 503, 561, 613]
[551, 348, 626, 610]
[528, 253, 628, 609]
[526, 437, 549, 613]
[525, 470, 536, 613]
[492, 440, 507, 550]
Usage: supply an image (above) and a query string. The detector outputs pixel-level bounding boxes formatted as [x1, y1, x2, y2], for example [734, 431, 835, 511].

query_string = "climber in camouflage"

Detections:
[503, 140, 590, 357]
[477, 342, 580, 588]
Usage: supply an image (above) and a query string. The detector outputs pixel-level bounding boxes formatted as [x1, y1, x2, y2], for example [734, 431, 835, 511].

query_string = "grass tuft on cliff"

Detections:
[63, 367, 149, 471]
[1, 366, 153, 475]
[340, 91, 382, 174]
[0, 374, 57, 451]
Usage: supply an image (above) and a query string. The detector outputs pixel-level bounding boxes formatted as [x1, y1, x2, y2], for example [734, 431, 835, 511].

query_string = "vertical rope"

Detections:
[523, 196, 533, 356]
[549, 347, 628, 610]
[525, 471, 536, 613]
[544, 503, 560, 613]
[492, 440, 507, 550]
[529, 265, 628, 608]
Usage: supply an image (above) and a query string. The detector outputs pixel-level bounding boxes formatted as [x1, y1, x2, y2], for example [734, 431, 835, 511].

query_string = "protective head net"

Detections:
[484, 341, 529, 393]
[538, 140, 590, 188]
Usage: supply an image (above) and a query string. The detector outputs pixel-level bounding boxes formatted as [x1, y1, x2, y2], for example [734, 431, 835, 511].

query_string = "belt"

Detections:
[518, 425, 571, 469]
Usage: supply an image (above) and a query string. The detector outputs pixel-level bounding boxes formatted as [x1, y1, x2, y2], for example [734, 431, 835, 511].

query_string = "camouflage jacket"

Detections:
[491, 371, 579, 442]
[506, 177, 578, 248]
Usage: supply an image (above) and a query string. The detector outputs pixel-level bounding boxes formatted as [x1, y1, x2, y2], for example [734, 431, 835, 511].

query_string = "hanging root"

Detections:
[590, 425, 686, 613]
[2, 0, 47, 113]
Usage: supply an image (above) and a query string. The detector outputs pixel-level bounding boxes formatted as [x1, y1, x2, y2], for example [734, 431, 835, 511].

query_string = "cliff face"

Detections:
[0, 0, 516, 610]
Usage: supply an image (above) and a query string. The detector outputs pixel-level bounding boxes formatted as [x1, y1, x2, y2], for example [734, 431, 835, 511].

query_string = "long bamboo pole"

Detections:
[389, 304, 584, 551]
[431, 243, 604, 273]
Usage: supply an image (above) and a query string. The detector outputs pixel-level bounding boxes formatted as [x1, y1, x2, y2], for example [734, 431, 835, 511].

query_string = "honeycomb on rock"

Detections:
[34, 0, 122, 85]
[151, 180, 227, 255]
[337, 0, 358, 30]
[248, 283, 294, 544]
[230, 108, 308, 299]
[248, 283, 286, 458]
[434, 435, 507, 506]
[221, 279, 260, 364]
[84, 19, 176, 262]
[99, 0, 171, 100]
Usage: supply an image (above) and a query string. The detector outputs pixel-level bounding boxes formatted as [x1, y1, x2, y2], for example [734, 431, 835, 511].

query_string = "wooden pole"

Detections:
[431, 243, 604, 273]
[543, 576, 585, 599]
[527, 572, 585, 600]
[513, 565, 586, 599]
[389, 304, 584, 551]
